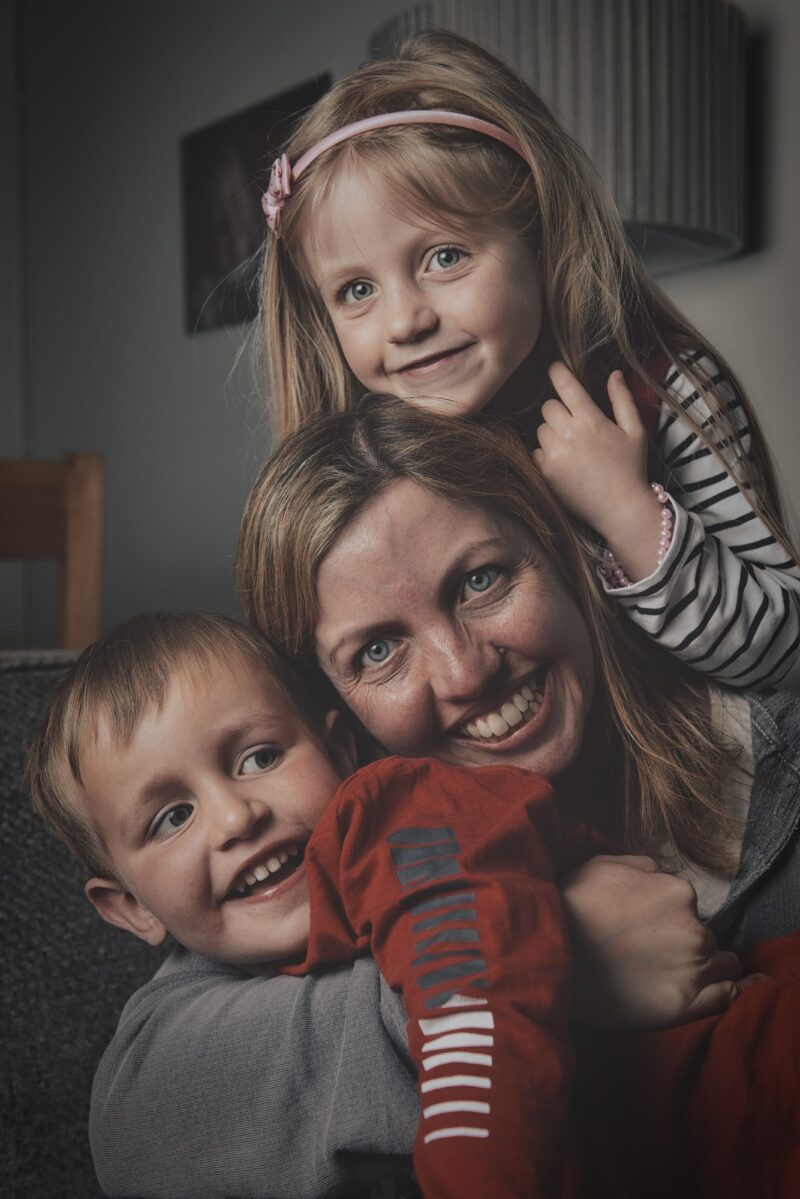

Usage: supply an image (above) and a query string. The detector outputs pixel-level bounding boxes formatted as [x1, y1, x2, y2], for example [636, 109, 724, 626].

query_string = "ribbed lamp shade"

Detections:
[369, 0, 747, 275]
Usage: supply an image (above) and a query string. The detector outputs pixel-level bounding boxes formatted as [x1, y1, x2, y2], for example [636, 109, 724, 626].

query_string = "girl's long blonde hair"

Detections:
[238, 398, 740, 873]
[260, 28, 793, 553]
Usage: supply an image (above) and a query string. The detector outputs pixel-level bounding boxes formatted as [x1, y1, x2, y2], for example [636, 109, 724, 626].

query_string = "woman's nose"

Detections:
[426, 627, 502, 705]
[209, 789, 271, 850]
[384, 282, 438, 344]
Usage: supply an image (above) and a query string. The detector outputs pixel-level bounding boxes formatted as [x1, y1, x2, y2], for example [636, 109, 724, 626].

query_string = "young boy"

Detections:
[29, 610, 575, 1199]
[30, 611, 800, 1199]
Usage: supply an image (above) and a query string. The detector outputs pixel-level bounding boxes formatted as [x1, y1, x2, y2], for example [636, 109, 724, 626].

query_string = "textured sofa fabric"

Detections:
[0, 652, 165, 1197]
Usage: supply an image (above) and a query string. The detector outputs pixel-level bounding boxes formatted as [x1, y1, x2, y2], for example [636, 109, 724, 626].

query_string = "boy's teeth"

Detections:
[232, 842, 305, 896]
[462, 681, 543, 742]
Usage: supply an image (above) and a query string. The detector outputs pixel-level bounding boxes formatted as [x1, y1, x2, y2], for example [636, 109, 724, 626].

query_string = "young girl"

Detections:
[257, 29, 800, 690]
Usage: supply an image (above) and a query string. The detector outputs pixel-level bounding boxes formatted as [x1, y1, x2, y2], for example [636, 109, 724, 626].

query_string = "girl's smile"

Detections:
[314, 479, 596, 778]
[305, 166, 544, 416]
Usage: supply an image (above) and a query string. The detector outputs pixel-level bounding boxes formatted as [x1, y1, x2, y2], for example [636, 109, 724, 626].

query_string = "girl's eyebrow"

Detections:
[322, 536, 509, 669]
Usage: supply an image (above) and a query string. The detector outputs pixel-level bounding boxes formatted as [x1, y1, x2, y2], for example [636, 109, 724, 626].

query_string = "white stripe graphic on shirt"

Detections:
[421, 1075, 492, 1092]
[423, 1100, 491, 1118]
[422, 1032, 494, 1051]
[424, 1127, 490, 1144]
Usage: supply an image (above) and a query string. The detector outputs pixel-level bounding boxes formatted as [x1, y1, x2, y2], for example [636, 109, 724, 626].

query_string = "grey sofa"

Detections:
[0, 651, 165, 1197]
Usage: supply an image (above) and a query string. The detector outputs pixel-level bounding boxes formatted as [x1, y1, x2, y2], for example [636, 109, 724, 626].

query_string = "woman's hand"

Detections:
[562, 854, 754, 1029]
[533, 364, 664, 582]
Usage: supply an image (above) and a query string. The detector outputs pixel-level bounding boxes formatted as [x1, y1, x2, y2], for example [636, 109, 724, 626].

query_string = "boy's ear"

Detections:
[322, 709, 357, 778]
[85, 877, 168, 947]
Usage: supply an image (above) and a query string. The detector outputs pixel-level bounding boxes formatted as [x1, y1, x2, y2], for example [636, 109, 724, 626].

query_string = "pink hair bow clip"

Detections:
[262, 154, 292, 237]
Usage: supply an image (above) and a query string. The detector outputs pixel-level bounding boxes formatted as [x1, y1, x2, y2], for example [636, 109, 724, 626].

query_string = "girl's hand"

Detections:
[534, 364, 663, 581]
[562, 854, 759, 1029]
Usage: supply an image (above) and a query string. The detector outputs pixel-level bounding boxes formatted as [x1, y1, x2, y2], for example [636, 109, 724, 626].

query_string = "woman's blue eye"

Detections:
[464, 567, 498, 595]
[341, 280, 374, 304]
[152, 803, 193, 838]
[430, 247, 463, 271]
[240, 746, 280, 776]
[362, 639, 391, 665]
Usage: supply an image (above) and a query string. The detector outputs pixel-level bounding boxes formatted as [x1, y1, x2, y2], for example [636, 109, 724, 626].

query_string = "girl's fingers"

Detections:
[547, 361, 599, 416]
[607, 370, 645, 436]
[539, 397, 572, 432]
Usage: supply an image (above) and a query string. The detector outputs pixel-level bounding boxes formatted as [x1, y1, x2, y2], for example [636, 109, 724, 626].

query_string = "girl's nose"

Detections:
[384, 282, 438, 344]
[209, 790, 271, 851]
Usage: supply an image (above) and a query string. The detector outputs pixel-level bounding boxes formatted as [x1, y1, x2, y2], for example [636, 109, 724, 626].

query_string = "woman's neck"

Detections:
[557, 699, 625, 840]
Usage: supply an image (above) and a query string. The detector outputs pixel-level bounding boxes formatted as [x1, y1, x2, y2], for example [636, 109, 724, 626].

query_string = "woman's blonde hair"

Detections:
[259, 28, 793, 555]
[238, 398, 740, 872]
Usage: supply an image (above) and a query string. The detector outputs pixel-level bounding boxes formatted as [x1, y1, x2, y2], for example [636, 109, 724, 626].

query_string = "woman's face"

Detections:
[315, 479, 595, 778]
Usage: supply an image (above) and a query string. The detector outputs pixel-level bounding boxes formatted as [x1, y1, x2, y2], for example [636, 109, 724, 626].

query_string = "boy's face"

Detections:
[82, 657, 347, 969]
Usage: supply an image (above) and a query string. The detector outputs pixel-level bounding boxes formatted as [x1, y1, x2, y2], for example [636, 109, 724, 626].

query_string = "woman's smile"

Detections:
[315, 479, 595, 778]
[457, 664, 547, 745]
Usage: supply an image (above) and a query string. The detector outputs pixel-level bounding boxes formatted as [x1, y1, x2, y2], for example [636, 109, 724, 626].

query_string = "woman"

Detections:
[238, 398, 800, 957]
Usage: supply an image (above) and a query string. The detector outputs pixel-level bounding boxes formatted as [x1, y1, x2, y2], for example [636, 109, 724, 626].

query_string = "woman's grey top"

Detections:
[90, 690, 800, 1198]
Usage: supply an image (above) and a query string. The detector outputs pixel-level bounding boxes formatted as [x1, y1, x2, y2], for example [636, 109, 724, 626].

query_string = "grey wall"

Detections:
[6, 0, 800, 646]
[661, 0, 800, 536]
[15, 0, 404, 644]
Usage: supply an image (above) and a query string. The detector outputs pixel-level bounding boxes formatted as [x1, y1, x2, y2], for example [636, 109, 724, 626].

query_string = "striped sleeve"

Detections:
[601, 354, 800, 689]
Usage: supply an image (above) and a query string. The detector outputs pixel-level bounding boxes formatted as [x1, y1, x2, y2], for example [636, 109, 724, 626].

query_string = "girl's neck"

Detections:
[489, 318, 556, 437]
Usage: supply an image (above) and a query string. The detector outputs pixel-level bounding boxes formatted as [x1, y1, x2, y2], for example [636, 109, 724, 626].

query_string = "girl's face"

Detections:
[314, 479, 595, 778]
[303, 165, 544, 416]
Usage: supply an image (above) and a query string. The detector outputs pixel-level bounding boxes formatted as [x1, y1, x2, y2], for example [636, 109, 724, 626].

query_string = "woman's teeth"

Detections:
[463, 683, 543, 741]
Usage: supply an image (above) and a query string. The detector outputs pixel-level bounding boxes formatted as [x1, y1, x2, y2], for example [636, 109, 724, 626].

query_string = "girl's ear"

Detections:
[322, 709, 357, 779]
[85, 877, 168, 947]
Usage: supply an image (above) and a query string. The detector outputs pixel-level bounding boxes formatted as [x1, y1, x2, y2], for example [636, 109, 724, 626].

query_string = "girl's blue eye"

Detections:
[152, 803, 193, 839]
[361, 639, 392, 666]
[464, 567, 499, 596]
[240, 746, 280, 776]
[430, 247, 463, 271]
[341, 280, 374, 304]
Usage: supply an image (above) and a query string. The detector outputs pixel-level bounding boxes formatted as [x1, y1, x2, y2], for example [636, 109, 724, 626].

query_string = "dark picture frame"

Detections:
[181, 75, 331, 333]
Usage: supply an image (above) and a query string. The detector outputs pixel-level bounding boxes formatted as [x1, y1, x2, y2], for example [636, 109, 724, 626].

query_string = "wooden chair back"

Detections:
[0, 453, 105, 649]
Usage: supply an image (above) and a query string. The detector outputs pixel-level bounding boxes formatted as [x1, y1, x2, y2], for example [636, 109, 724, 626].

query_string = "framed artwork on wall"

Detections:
[181, 74, 331, 333]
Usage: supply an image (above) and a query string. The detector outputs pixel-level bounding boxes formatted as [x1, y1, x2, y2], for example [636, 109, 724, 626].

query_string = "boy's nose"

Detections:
[384, 283, 438, 344]
[210, 791, 271, 850]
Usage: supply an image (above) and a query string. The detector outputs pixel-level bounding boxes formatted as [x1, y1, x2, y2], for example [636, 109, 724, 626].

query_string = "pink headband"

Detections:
[261, 108, 527, 237]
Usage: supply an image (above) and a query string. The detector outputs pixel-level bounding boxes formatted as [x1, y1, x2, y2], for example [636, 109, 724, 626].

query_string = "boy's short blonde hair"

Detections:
[28, 612, 321, 880]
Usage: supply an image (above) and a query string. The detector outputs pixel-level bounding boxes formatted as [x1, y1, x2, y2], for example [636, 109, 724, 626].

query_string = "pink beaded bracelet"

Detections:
[601, 483, 674, 589]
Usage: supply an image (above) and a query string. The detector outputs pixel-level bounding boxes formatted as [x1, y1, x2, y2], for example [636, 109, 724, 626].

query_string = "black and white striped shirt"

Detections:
[602, 355, 800, 689]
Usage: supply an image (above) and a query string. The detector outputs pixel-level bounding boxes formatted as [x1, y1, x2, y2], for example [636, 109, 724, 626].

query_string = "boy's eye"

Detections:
[359, 638, 395, 667]
[151, 803, 193, 840]
[463, 566, 499, 596]
[429, 247, 464, 271]
[239, 746, 280, 776]
[340, 280, 374, 305]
